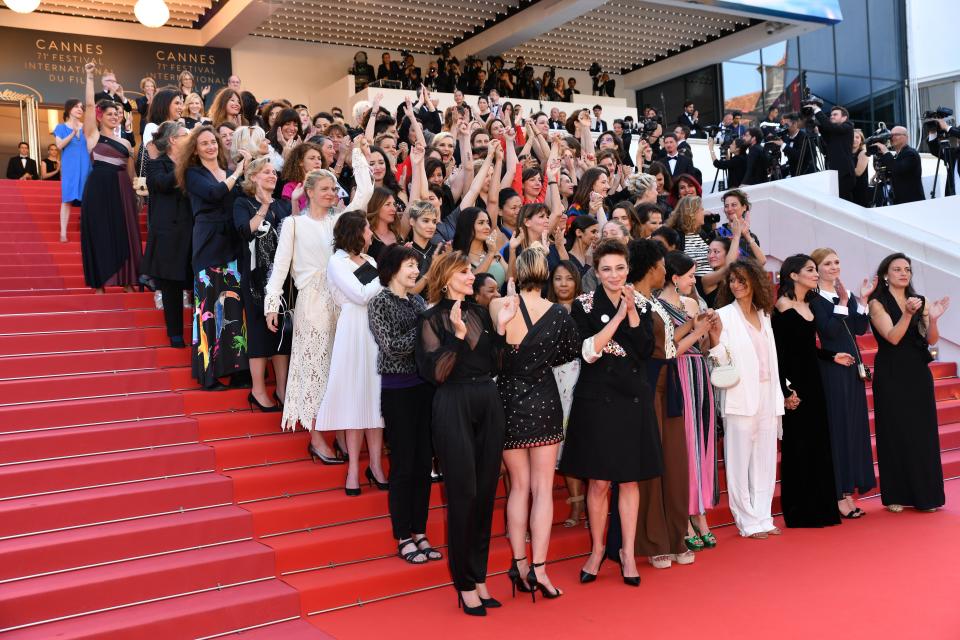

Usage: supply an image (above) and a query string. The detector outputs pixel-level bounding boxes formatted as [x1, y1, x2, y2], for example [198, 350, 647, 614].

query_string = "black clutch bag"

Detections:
[353, 261, 379, 285]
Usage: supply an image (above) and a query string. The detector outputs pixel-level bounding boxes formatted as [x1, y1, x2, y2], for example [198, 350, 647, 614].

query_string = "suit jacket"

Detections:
[926, 128, 959, 197]
[676, 112, 701, 136]
[710, 303, 785, 419]
[813, 111, 854, 177]
[783, 129, 816, 177]
[879, 145, 925, 204]
[376, 62, 402, 82]
[591, 119, 608, 133]
[6, 156, 38, 180]
[658, 152, 695, 178]
[741, 144, 769, 185]
[93, 90, 132, 113]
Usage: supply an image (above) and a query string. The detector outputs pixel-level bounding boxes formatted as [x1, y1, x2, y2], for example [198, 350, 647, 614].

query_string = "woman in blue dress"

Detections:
[54, 98, 91, 243]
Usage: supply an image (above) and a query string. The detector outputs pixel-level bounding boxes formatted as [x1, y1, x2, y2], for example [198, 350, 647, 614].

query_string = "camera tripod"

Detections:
[929, 136, 951, 199]
[710, 165, 728, 194]
[871, 162, 895, 207]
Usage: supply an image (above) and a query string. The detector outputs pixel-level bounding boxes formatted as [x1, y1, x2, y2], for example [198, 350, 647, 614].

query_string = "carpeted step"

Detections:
[869, 398, 960, 434]
[226, 459, 384, 503]
[0, 308, 188, 334]
[227, 618, 334, 639]
[0, 291, 156, 314]
[0, 473, 233, 539]
[0, 392, 184, 433]
[197, 411, 289, 441]
[865, 377, 960, 410]
[209, 431, 311, 470]
[0, 346, 188, 379]
[0, 541, 277, 630]
[0, 369, 186, 405]
[0, 254, 57, 266]
[0, 326, 169, 356]
[0, 444, 216, 500]
[0, 416, 198, 464]
[0, 580, 305, 640]
[0, 505, 252, 581]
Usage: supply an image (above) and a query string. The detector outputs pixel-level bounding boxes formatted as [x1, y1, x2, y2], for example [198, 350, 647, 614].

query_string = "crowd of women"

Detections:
[59, 63, 950, 617]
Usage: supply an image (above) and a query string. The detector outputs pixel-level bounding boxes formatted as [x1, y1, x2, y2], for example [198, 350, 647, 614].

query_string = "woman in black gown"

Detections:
[79, 62, 142, 293]
[773, 255, 841, 528]
[233, 157, 291, 411]
[558, 240, 662, 587]
[868, 253, 950, 512]
[810, 248, 876, 517]
[494, 246, 579, 600]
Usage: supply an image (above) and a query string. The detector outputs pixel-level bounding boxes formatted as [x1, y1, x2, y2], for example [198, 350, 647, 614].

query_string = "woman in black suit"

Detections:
[142, 121, 193, 348]
[558, 240, 662, 587]
[177, 125, 249, 390]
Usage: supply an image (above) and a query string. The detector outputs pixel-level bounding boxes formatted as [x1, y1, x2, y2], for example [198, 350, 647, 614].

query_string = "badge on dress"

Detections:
[600, 314, 610, 323]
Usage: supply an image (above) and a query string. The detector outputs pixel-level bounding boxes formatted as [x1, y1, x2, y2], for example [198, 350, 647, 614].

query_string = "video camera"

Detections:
[588, 62, 602, 78]
[706, 123, 739, 151]
[800, 91, 824, 118]
[864, 123, 892, 157]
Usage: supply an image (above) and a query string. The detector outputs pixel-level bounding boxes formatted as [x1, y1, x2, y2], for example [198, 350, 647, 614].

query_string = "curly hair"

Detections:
[666, 195, 703, 235]
[281, 142, 323, 184]
[716, 258, 773, 313]
[175, 125, 226, 192]
[627, 238, 666, 282]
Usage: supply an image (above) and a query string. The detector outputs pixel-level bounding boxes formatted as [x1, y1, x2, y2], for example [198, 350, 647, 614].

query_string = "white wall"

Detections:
[905, 0, 960, 84]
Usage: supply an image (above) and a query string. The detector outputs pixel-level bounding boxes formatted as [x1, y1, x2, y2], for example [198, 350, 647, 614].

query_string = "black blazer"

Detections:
[377, 62, 402, 82]
[6, 156, 38, 180]
[93, 90, 133, 113]
[658, 153, 695, 178]
[879, 145, 925, 204]
[813, 111, 854, 177]
[141, 155, 193, 282]
[713, 153, 747, 188]
[783, 130, 816, 177]
[185, 165, 241, 274]
[741, 144, 769, 185]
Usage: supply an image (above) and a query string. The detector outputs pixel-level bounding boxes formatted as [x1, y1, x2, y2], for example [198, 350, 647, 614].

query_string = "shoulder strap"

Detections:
[518, 295, 534, 330]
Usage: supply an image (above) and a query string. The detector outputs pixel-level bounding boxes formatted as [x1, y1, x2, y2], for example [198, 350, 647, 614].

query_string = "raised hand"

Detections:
[84, 61, 97, 76]
[860, 276, 878, 299]
[450, 300, 467, 339]
[904, 296, 923, 316]
[506, 277, 517, 297]
[410, 141, 425, 165]
[929, 296, 951, 320]
[588, 190, 603, 213]
[497, 293, 518, 333]
[201, 86, 211, 98]
[836, 279, 849, 306]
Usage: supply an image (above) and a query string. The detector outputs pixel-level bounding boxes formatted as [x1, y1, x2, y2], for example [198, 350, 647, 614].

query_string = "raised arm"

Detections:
[83, 62, 99, 152]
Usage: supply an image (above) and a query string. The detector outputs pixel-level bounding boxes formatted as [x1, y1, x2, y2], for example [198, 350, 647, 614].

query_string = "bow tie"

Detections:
[668, 155, 678, 160]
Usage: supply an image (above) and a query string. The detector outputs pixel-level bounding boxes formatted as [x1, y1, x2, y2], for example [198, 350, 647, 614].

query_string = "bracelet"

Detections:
[548, 181, 557, 186]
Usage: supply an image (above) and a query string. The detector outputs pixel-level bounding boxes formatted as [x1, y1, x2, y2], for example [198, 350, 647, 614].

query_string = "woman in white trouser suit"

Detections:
[708, 259, 785, 539]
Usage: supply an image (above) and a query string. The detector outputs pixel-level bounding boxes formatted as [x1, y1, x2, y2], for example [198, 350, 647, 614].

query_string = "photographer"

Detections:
[926, 116, 960, 196]
[676, 101, 702, 138]
[672, 126, 694, 160]
[811, 104, 855, 201]
[377, 52, 402, 83]
[873, 126, 924, 204]
[708, 136, 748, 188]
[770, 112, 815, 177]
[740, 127, 769, 185]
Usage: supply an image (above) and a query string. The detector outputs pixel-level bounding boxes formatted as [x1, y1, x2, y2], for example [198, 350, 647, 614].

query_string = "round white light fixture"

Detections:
[134, 0, 169, 28]
[4, 0, 41, 14]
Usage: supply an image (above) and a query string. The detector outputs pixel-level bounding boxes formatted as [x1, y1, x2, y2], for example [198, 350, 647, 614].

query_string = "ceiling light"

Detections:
[134, 0, 170, 27]
[3, 0, 41, 14]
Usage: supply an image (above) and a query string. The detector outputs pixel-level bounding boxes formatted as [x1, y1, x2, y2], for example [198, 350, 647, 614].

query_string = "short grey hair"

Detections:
[626, 172, 657, 199]
[153, 120, 186, 154]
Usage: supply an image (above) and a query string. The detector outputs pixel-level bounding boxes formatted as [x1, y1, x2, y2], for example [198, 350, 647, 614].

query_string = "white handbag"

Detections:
[708, 345, 740, 389]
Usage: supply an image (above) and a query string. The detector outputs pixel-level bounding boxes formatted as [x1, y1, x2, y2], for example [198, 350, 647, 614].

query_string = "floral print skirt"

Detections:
[192, 260, 249, 387]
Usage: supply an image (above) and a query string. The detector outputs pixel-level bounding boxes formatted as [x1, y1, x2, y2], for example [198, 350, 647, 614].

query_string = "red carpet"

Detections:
[0, 180, 956, 639]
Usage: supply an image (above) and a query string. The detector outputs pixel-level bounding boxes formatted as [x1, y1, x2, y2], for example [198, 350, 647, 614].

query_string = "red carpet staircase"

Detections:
[0, 180, 958, 638]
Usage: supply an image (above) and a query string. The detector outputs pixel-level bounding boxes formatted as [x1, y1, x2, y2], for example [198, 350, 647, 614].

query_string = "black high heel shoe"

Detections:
[618, 554, 640, 587]
[333, 439, 348, 462]
[272, 391, 284, 408]
[527, 562, 561, 600]
[344, 484, 361, 497]
[579, 554, 605, 584]
[507, 556, 533, 598]
[457, 591, 486, 617]
[248, 393, 282, 413]
[307, 443, 345, 466]
[365, 467, 389, 490]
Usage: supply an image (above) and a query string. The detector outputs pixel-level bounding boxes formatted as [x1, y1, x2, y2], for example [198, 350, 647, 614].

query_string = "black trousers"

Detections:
[382, 383, 435, 540]
[432, 378, 505, 591]
[156, 278, 188, 338]
[838, 173, 855, 203]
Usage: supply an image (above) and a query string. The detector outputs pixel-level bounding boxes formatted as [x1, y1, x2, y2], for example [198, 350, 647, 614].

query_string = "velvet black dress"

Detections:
[558, 289, 663, 482]
[772, 307, 841, 528]
[870, 293, 945, 509]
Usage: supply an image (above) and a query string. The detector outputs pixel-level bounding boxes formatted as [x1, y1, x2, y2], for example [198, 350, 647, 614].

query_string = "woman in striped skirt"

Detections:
[658, 251, 720, 551]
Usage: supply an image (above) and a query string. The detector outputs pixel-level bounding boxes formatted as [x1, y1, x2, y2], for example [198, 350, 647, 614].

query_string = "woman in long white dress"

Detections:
[265, 146, 373, 461]
[316, 211, 386, 495]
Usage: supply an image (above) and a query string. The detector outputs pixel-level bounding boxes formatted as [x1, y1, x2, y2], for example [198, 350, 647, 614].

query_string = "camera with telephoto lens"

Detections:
[923, 106, 954, 134]
[589, 62, 602, 77]
[704, 212, 721, 225]
[800, 92, 824, 117]
[639, 117, 659, 135]
[864, 124, 892, 156]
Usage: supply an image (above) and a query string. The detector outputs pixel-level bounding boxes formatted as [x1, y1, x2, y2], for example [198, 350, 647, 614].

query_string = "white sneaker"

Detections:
[672, 550, 696, 565]
[154, 291, 163, 310]
[648, 555, 672, 569]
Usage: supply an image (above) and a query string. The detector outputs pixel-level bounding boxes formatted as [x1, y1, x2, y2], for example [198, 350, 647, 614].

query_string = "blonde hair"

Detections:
[853, 129, 866, 154]
[241, 157, 274, 196]
[303, 169, 338, 204]
[430, 132, 455, 151]
[231, 125, 267, 161]
[139, 76, 157, 92]
[178, 70, 195, 87]
[667, 195, 703, 235]
[184, 93, 205, 118]
[626, 172, 657, 198]
[810, 247, 838, 266]
[516, 245, 550, 290]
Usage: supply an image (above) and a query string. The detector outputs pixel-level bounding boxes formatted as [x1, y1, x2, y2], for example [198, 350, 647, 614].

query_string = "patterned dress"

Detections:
[193, 261, 247, 385]
[661, 297, 718, 514]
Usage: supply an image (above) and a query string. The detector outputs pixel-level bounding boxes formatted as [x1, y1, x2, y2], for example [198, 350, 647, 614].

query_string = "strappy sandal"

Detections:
[839, 508, 862, 519]
[398, 539, 427, 565]
[563, 495, 585, 527]
[414, 535, 443, 561]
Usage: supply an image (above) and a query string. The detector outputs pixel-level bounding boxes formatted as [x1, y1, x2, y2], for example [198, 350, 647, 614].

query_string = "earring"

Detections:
[675, 284, 681, 296]
[884, 277, 888, 283]
[441, 285, 448, 293]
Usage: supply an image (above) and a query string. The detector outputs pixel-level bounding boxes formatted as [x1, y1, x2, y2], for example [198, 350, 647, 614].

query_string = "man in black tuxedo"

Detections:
[740, 127, 769, 185]
[812, 105, 855, 201]
[926, 118, 960, 197]
[6, 142, 38, 180]
[657, 133, 695, 177]
[93, 69, 132, 114]
[770, 112, 816, 177]
[676, 100, 702, 138]
[591, 105, 608, 133]
[874, 126, 925, 204]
